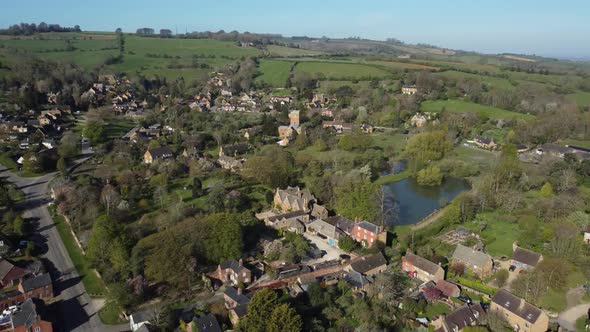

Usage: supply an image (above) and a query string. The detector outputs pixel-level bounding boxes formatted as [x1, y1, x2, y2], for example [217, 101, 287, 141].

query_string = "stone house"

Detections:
[435, 280, 461, 298]
[216, 259, 252, 286]
[273, 187, 315, 212]
[474, 136, 498, 150]
[187, 313, 222, 332]
[433, 304, 485, 332]
[349, 253, 387, 276]
[451, 245, 494, 279]
[264, 210, 309, 234]
[143, 146, 174, 164]
[219, 143, 249, 157]
[401, 252, 445, 283]
[402, 85, 418, 95]
[490, 289, 549, 332]
[10, 298, 53, 332]
[511, 243, 542, 271]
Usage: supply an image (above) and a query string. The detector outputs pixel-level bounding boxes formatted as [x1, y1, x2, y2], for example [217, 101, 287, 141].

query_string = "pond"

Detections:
[380, 161, 471, 226]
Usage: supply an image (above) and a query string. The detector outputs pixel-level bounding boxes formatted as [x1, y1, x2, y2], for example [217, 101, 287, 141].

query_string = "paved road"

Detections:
[1, 148, 127, 331]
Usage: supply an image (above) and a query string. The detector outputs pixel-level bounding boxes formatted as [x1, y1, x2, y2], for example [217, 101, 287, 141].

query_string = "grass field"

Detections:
[560, 139, 590, 149]
[0, 34, 260, 80]
[369, 60, 438, 71]
[267, 45, 324, 57]
[256, 59, 293, 87]
[294, 61, 392, 80]
[567, 91, 590, 107]
[437, 71, 517, 90]
[420, 99, 534, 120]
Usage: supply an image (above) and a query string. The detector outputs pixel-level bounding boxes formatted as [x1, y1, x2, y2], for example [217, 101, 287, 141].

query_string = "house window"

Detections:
[35, 327, 41, 332]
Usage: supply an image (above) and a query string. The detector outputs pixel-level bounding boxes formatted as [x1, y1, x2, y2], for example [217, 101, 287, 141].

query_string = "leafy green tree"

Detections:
[241, 288, 279, 332]
[192, 177, 203, 198]
[334, 177, 379, 221]
[338, 235, 358, 252]
[494, 269, 509, 288]
[404, 130, 452, 172]
[22, 152, 42, 173]
[416, 165, 443, 186]
[144, 231, 194, 288]
[267, 304, 302, 332]
[242, 146, 295, 188]
[539, 182, 554, 198]
[57, 157, 67, 175]
[83, 121, 107, 145]
[58, 131, 80, 160]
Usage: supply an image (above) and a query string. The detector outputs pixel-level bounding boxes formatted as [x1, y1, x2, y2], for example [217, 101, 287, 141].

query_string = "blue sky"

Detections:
[2, 0, 590, 58]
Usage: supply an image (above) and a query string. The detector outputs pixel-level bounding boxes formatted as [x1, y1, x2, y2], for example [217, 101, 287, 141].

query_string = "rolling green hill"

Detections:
[420, 99, 534, 120]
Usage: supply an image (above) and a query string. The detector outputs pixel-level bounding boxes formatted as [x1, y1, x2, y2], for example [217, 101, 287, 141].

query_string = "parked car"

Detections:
[458, 296, 472, 304]
[3, 305, 18, 315]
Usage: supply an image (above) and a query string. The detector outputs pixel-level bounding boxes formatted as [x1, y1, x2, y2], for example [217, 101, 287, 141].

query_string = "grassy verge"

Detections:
[0, 153, 18, 171]
[50, 210, 106, 296]
[0, 153, 43, 178]
[99, 301, 127, 325]
[374, 169, 410, 185]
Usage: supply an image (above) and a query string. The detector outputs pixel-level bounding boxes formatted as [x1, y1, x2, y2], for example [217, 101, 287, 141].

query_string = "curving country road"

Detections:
[0, 146, 127, 331]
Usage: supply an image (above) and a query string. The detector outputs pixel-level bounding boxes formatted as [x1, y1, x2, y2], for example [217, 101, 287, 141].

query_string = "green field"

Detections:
[420, 99, 534, 120]
[560, 139, 590, 149]
[567, 91, 590, 107]
[294, 61, 392, 80]
[0, 34, 261, 80]
[437, 71, 517, 90]
[369, 60, 438, 71]
[267, 45, 324, 57]
[256, 59, 293, 87]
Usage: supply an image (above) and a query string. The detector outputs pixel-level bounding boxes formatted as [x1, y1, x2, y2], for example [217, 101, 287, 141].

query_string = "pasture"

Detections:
[266, 45, 324, 57]
[256, 59, 293, 87]
[420, 99, 534, 120]
[294, 61, 392, 80]
[566, 91, 590, 107]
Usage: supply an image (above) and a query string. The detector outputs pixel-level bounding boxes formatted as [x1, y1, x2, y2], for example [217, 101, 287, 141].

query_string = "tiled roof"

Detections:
[356, 221, 380, 234]
[21, 273, 52, 292]
[492, 289, 543, 324]
[403, 253, 442, 275]
[512, 247, 542, 267]
[452, 245, 492, 269]
[350, 253, 387, 275]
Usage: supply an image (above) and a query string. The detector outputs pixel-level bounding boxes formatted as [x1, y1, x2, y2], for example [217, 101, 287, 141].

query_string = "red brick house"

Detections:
[351, 221, 386, 248]
[9, 298, 53, 332]
[0, 260, 28, 288]
[18, 274, 53, 300]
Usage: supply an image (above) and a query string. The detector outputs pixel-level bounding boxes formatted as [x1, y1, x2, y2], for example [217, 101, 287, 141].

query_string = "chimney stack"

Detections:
[237, 287, 243, 295]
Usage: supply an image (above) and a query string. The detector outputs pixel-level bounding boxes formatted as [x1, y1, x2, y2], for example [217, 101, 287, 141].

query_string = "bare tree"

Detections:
[100, 184, 120, 216]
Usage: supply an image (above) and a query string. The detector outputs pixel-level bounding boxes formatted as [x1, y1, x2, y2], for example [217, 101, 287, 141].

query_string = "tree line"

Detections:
[0, 22, 81, 35]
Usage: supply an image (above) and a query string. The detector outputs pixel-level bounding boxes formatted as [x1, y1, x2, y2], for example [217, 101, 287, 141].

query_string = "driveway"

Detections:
[1, 148, 126, 331]
[555, 302, 590, 331]
[303, 233, 344, 263]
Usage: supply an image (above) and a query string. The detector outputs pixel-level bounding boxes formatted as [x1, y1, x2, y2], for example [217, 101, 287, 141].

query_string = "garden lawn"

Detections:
[294, 61, 392, 80]
[424, 302, 451, 319]
[104, 118, 137, 139]
[463, 212, 520, 257]
[256, 59, 293, 87]
[420, 99, 534, 120]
